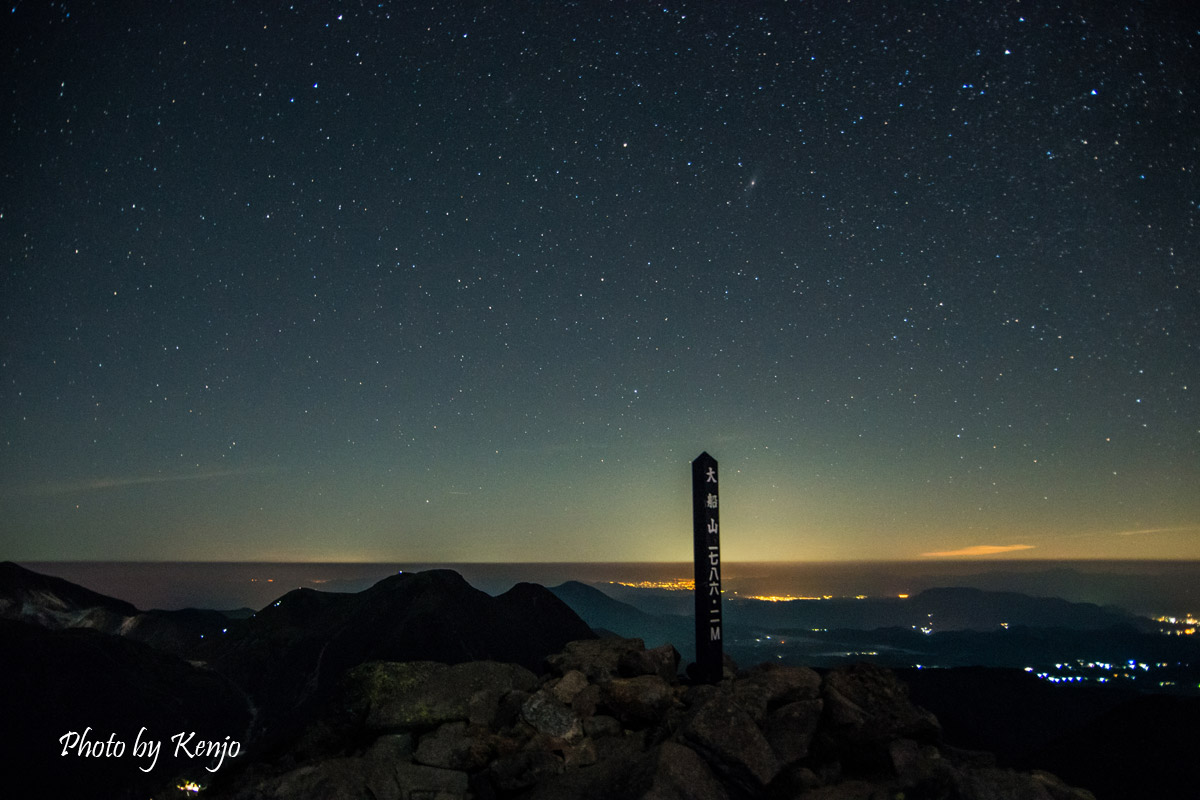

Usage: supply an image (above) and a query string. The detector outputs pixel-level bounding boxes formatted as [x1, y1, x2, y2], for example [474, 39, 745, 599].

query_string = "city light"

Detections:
[610, 579, 693, 591]
[1025, 658, 1192, 691]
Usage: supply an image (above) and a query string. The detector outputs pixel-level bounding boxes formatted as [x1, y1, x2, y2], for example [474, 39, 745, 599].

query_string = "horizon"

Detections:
[15, 557, 1200, 567]
[17, 557, 1200, 618]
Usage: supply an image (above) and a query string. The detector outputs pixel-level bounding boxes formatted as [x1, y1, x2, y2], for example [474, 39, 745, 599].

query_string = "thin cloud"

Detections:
[1114, 526, 1197, 537]
[922, 544, 1036, 557]
[5, 467, 273, 497]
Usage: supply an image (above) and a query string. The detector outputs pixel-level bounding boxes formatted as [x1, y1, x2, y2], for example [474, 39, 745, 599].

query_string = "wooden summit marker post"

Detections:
[691, 451, 723, 683]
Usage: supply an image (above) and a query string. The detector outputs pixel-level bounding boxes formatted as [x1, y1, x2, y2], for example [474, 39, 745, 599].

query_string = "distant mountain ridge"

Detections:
[715, 584, 1148, 634]
[0, 560, 240, 656]
[548, 580, 689, 652]
[907, 586, 1145, 631]
[0, 560, 138, 624]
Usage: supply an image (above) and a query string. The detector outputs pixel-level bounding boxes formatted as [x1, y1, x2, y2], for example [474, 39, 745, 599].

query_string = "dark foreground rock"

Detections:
[0, 618, 253, 800]
[205, 637, 1095, 800]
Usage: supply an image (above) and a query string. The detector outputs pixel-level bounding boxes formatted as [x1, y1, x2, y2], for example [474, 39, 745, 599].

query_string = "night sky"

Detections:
[2, 1, 1197, 564]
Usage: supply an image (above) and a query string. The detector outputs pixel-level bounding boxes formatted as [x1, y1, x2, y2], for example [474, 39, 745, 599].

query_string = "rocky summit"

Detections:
[206, 637, 1095, 800]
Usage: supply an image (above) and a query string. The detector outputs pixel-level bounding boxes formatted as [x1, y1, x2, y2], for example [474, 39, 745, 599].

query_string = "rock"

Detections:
[201, 639, 1094, 800]
[563, 736, 599, 768]
[521, 689, 584, 742]
[248, 757, 369, 800]
[353, 661, 448, 729]
[357, 659, 538, 731]
[769, 764, 824, 797]
[682, 691, 779, 793]
[786, 779, 880, 799]
[486, 748, 565, 793]
[887, 736, 920, 775]
[571, 682, 603, 718]
[686, 652, 739, 683]
[506, 745, 629, 800]
[546, 637, 648, 682]
[639, 741, 730, 800]
[953, 766, 1060, 800]
[942, 744, 999, 770]
[551, 669, 590, 704]
[414, 721, 493, 771]
[215, 748, 472, 800]
[584, 714, 624, 739]
[1032, 770, 1098, 800]
[888, 736, 945, 786]
[364, 732, 415, 762]
[494, 687, 532, 733]
[819, 662, 941, 772]
[735, 662, 822, 721]
[362, 752, 407, 800]
[220, 757, 472, 800]
[764, 698, 823, 765]
[394, 762, 471, 799]
[602, 674, 677, 728]
[619, 642, 682, 681]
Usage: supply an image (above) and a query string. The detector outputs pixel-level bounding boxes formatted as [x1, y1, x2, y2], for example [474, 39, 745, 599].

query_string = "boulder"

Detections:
[602, 674, 678, 728]
[249, 757, 371, 800]
[819, 661, 941, 772]
[619, 642, 682, 681]
[887, 737, 924, 781]
[682, 691, 780, 793]
[584, 713, 623, 739]
[521, 689, 584, 742]
[734, 662, 822, 721]
[1032, 770, 1098, 800]
[356, 659, 538, 731]
[486, 748, 565, 793]
[638, 741, 730, 800]
[550, 669, 590, 704]
[394, 762, 471, 800]
[784, 779, 881, 800]
[764, 698, 823, 765]
[218, 756, 471, 800]
[571, 682, 603, 718]
[546, 637, 648, 682]
[563, 736, 599, 769]
[414, 721, 494, 772]
[952, 766, 1061, 800]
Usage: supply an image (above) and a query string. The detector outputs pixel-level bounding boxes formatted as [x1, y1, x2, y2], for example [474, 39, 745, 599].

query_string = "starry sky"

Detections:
[2, 1, 1198, 564]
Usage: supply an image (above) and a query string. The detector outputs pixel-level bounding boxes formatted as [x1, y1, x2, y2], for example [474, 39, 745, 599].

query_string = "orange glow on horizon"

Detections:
[922, 544, 1037, 557]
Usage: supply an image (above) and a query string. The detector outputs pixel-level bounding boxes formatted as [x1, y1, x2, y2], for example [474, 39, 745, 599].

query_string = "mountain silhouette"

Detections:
[549, 580, 689, 648]
[204, 569, 596, 745]
[710, 584, 1146, 633]
[0, 560, 137, 626]
[0, 561, 248, 656]
[907, 586, 1147, 631]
